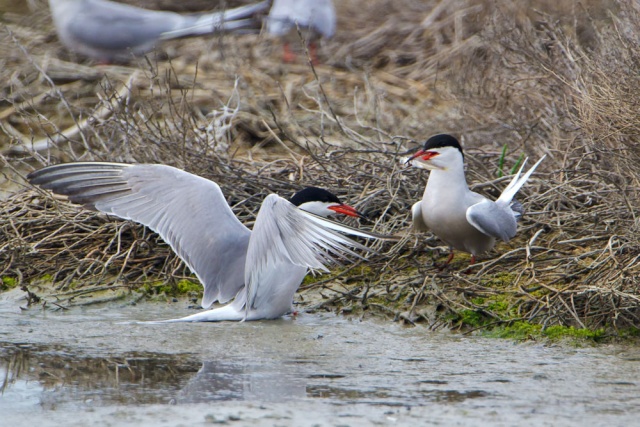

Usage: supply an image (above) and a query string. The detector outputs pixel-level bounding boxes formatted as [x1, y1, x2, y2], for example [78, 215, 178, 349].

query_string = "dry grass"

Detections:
[1, 0, 639, 333]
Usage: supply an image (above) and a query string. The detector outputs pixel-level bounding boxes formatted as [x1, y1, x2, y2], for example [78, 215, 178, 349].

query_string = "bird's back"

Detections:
[267, 0, 336, 38]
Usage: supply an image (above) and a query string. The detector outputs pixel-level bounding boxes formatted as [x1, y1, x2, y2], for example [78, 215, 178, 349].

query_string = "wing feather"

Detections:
[466, 200, 517, 242]
[244, 194, 378, 310]
[28, 162, 250, 308]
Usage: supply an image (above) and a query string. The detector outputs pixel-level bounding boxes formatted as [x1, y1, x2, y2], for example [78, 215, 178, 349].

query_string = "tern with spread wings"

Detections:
[28, 162, 391, 322]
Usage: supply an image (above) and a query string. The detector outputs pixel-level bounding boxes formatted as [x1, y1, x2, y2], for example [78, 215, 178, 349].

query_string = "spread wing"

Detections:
[466, 200, 517, 242]
[244, 194, 380, 310]
[27, 162, 250, 308]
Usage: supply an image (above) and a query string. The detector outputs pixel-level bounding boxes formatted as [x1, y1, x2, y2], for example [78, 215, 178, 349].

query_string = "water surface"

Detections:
[1, 294, 638, 426]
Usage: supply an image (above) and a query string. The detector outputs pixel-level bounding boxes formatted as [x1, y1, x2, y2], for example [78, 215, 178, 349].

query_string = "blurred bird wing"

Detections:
[267, 0, 336, 37]
[63, 0, 184, 50]
[60, 0, 270, 50]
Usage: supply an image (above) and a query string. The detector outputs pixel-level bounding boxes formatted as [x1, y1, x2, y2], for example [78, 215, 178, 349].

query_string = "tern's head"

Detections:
[405, 134, 464, 171]
[290, 187, 365, 219]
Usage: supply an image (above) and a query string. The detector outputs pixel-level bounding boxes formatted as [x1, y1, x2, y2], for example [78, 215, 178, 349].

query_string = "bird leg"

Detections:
[281, 42, 319, 64]
[435, 249, 456, 270]
[446, 251, 456, 265]
[308, 41, 319, 65]
[282, 42, 297, 63]
[463, 255, 477, 274]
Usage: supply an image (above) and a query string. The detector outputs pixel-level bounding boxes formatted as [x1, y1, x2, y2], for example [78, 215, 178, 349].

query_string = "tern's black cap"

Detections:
[289, 187, 342, 206]
[423, 134, 464, 157]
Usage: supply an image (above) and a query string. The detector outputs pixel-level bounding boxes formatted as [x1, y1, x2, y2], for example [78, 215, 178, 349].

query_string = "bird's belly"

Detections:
[422, 203, 495, 256]
[248, 263, 307, 320]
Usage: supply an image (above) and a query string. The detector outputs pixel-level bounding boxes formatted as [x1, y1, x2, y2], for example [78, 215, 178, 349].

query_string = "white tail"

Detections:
[143, 304, 245, 323]
[498, 155, 546, 204]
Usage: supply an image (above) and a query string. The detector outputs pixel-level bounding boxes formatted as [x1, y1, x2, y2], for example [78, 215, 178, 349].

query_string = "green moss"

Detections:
[619, 327, 640, 338]
[483, 321, 607, 343]
[343, 265, 375, 278]
[452, 291, 608, 343]
[302, 273, 322, 286]
[487, 321, 542, 340]
[543, 325, 605, 341]
[458, 309, 488, 328]
[176, 279, 202, 294]
[487, 299, 509, 313]
[471, 294, 517, 318]
[366, 295, 404, 311]
[28, 274, 54, 286]
[440, 252, 471, 268]
[481, 271, 517, 289]
[141, 278, 202, 299]
[1, 276, 17, 290]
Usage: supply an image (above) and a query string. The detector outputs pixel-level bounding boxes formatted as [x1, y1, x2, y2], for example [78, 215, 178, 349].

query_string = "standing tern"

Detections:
[266, 0, 336, 63]
[48, 0, 270, 62]
[28, 162, 391, 322]
[405, 134, 545, 266]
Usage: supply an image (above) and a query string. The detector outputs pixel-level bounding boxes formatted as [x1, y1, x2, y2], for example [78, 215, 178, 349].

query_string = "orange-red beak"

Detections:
[328, 204, 366, 219]
[405, 149, 439, 165]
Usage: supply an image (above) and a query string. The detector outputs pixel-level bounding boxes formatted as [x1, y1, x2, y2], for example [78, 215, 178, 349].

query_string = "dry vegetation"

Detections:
[1, 0, 639, 336]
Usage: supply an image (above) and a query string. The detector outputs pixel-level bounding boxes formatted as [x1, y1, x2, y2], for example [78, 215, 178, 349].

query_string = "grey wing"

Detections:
[244, 194, 373, 310]
[466, 200, 518, 242]
[28, 162, 251, 308]
[66, 1, 184, 50]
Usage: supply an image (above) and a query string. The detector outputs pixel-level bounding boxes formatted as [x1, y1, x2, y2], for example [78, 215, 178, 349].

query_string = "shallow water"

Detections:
[1, 295, 639, 426]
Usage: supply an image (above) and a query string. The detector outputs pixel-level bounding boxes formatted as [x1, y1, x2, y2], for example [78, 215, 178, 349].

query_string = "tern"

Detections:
[266, 0, 336, 63]
[48, 0, 270, 62]
[405, 134, 545, 266]
[28, 162, 391, 322]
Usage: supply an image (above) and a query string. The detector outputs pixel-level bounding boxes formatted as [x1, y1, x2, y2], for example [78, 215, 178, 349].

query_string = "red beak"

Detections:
[328, 204, 366, 219]
[405, 149, 438, 164]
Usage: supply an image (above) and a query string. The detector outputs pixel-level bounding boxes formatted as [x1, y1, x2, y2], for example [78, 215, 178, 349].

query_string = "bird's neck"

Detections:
[424, 160, 469, 198]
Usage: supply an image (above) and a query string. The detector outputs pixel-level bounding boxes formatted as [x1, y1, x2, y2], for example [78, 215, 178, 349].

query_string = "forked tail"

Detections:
[498, 155, 546, 204]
